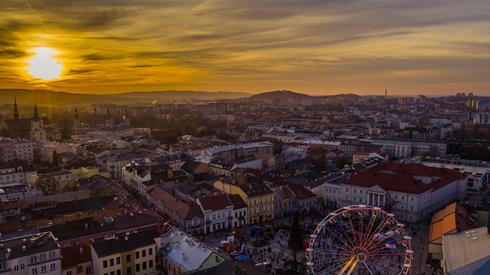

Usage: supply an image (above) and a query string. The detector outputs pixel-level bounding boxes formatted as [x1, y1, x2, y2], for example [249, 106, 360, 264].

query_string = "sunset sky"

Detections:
[1, 0, 490, 95]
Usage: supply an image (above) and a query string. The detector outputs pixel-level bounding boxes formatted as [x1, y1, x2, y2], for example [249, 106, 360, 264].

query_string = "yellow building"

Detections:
[70, 166, 110, 178]
[214, 180, 274, 224]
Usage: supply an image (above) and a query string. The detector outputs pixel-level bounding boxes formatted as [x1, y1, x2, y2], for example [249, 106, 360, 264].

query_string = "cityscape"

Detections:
[1, 1, 490, 275]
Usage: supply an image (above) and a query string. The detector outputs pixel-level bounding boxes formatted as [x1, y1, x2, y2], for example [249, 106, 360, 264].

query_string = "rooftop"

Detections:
[442, 227, 490, 273]
[0, 232, 59, 261]
[345, 162, 465, 194]
[92, 228, 159, 258]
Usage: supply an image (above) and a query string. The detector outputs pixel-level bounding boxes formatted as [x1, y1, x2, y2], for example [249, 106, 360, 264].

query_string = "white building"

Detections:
[409, 157, 490, 192]
[369, 138, 447, 158]
[121, 162, 155, 196]
[0, 139, 39, 164]
[323, 162, 466, 222]
[0, 232, 61, 275]
[197, 193, 234, 234]
[0, 165, 38, 186]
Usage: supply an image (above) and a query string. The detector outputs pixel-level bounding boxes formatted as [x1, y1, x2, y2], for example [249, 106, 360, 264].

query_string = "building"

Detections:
[146, 187, 203, 234]
[428, 202, 478, 260]
[0, 164, 38, 186]
[0, 183, 43, 203]
[121, 162, 155, 196]
[442, 227, 490, 274]
[5, 101, 59, 141]
[323, 162, 466, 222]
[0, 139, 38, 164]
[72, 107, 130, 135]
[0, 232, 61, 275]
[159, 226, 228, 275]
[411, 157, 490, 192]
[61, 244, 92, 275]
[369, 138, 447, 158]
[197, 193, 234, 234]
[229, 194, 247, 228]
[91, 229, 159, 275]
[214, 181, 274, 224]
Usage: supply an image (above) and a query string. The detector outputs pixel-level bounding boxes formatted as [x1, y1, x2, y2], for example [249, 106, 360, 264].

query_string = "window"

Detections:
[32, 268, 38, 274]
[110, 259, 114, 266]
[103, 260, 108, 268]
[50, 264, 56, 271]
[126, 255, 131, 262]
[149, 248, 153, 256]
[67, 272, 72, 275]
[136, 264, 140, 272]
[77, 265, 83, 273]
[86, 266, 92, 274]
[40, 253, 46, 261]
[135, 251, 140, 259]
[49, 251, 56, 258]
[116, 257, 121, 265]
[110, 272, 114, 275]
[149, 260, 153, 268]
[117, 270, 121, 275]
[41, 266, 47, 273]
[142, 249, 146, 257]
[31, 255, 37, 263]
[126, 267, 132, 275]
[142, 262, 147, 270]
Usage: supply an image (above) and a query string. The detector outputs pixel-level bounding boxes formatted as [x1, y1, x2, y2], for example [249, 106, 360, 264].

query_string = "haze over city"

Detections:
[1, 0, 490, 95]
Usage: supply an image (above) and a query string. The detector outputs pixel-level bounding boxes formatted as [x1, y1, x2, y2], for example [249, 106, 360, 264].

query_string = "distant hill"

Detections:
[250, 90, 311, 100]
[0, 89, 250, 106]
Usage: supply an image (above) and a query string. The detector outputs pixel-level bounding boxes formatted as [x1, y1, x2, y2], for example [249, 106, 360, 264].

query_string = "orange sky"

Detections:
[1, 0, 490, 95]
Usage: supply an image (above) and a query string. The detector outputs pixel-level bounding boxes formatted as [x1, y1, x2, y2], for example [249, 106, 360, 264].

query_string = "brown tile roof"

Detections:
[149, 187, 202, 220]
[61, 244, 91, 269]
[286, 183, 316, 200]
[345, 162, 465, 194]
[198, 193, 232, 211]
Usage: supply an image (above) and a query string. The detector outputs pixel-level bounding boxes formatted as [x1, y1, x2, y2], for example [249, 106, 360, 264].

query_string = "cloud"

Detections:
[0, 0, 490, 94]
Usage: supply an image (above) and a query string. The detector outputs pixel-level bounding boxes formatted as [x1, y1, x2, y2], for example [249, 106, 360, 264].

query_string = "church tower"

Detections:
[13, 97, 19, 120]
[30, 104, 47, 141]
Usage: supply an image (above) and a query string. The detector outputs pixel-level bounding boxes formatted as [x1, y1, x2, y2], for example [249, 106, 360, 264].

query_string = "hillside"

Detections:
[250, 90, 311, 100]
[0, 89, 250, 106]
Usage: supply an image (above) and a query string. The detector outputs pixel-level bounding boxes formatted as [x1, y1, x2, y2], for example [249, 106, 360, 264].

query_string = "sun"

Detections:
[26, 47, 63, 81]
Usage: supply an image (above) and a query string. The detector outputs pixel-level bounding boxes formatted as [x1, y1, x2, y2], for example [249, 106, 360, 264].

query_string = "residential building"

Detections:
[121, 162, 155, 196]
[0, 139, 38, 163]
[159, 226, 228, 275]
[197, 193, 234, 234]
[214, 181, 274, 224]
[61, 244, 92, 275]
[0, 232, 61, 275]
[91, 229, 159, 275]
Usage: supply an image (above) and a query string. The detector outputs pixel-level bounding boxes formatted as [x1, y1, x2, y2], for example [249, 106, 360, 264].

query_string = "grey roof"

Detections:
[92, 228, 159, 257]
[0, 232, 59, 261]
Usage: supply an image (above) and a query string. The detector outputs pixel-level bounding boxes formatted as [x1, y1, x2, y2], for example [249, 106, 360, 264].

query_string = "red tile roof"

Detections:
[345, 162, 465, 194]
[198, 193, 232, 211]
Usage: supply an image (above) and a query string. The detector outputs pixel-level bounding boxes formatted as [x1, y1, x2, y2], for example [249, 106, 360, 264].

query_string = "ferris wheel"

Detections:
[305, 205, 413, 275]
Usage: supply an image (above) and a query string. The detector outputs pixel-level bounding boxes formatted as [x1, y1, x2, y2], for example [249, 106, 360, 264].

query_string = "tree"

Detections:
[289, 212, 304, 270]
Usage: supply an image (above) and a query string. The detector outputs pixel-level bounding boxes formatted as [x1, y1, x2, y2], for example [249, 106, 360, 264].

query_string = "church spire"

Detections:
[33, 104, 39, 120]
[13, 97, 19, 120]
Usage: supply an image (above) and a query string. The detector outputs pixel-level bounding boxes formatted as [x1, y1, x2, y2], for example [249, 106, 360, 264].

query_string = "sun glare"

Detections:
[26, 47, 63, 81]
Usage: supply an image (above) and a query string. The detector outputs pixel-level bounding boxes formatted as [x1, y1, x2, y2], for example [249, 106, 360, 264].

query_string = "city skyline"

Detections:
[1, 0, 490, 95]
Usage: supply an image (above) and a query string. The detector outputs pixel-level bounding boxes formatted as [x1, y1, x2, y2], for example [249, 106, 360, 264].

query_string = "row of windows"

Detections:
[102, 248, 154, 268]
[249, 196, 272, 206]
[31, 263, 56, 274]
[102, 260, 153, 275]
[31, 251, 57, 263]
